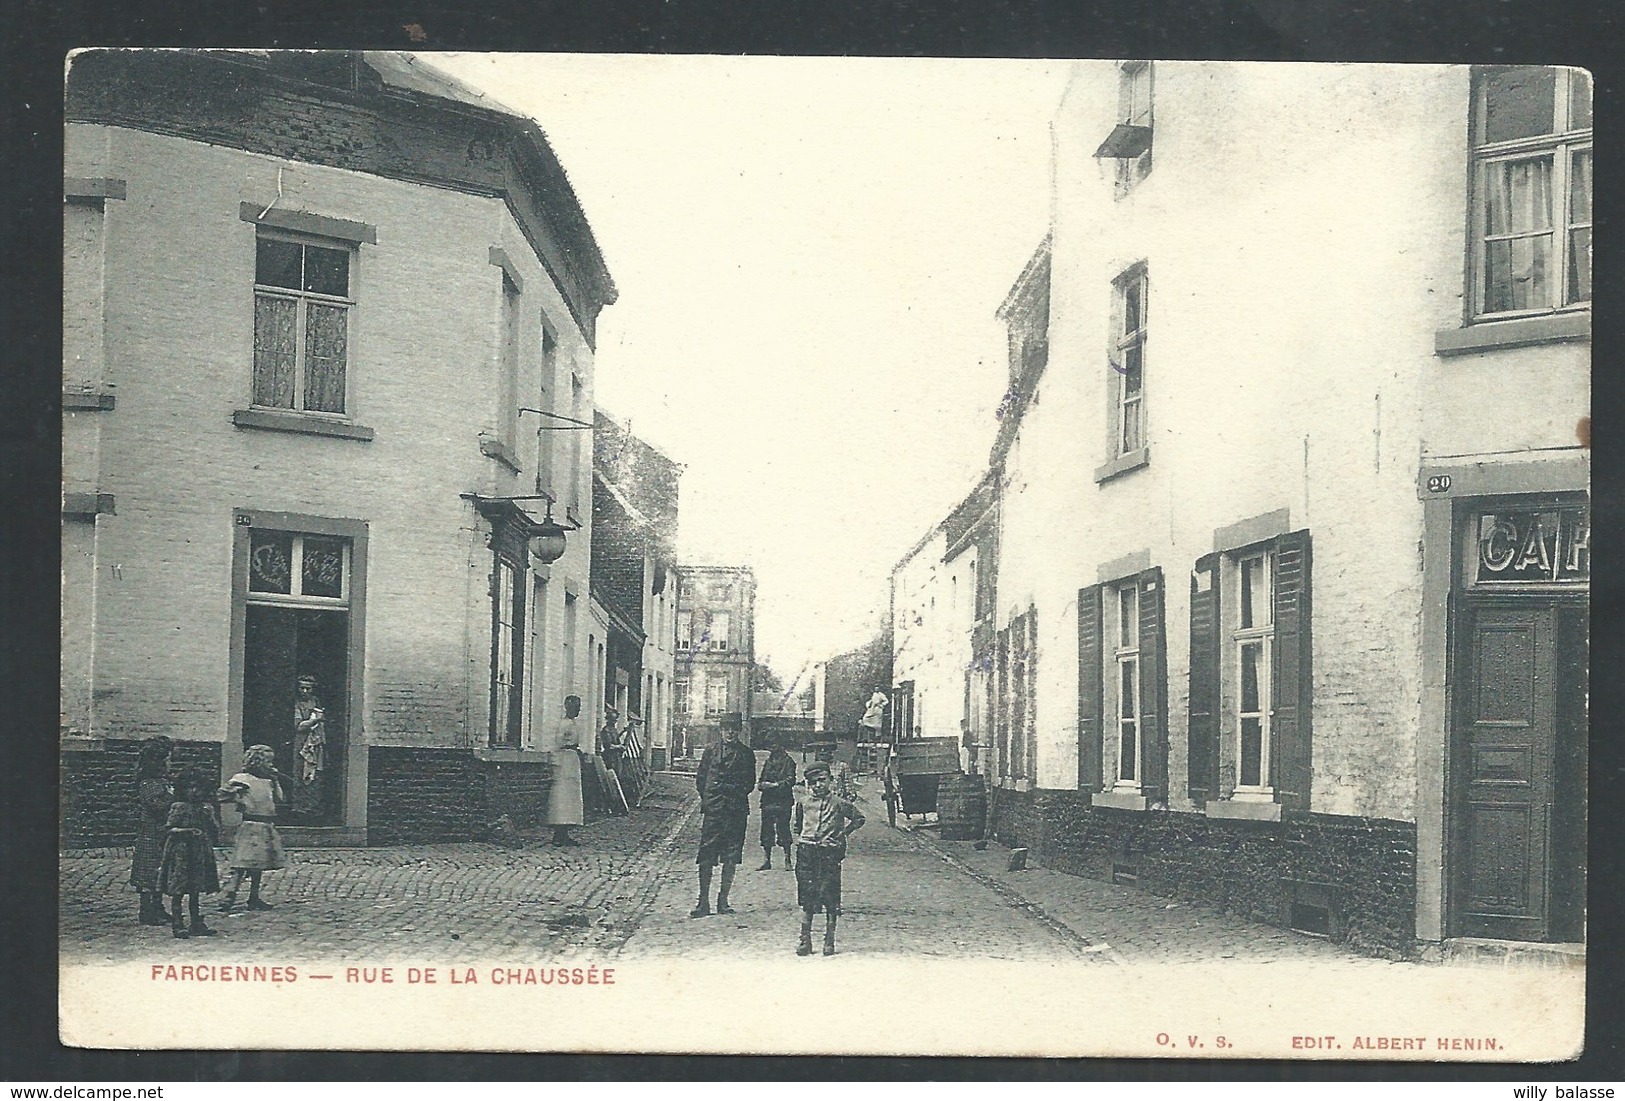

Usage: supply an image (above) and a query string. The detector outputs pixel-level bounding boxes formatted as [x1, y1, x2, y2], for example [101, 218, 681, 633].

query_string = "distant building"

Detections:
[61, 50, 616, 844]
[888, 472, 998, 772]
[672, 565, 756, 756]
[812, 630, 892, 743]
[589, 410, 682, 769]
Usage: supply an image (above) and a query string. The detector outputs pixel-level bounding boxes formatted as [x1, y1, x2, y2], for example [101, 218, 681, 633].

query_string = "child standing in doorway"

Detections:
[157, 767, 221, 938]
[218, 744, 287, 913]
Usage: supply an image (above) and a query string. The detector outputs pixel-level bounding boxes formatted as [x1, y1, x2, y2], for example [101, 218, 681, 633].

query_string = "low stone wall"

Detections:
[985, 785, 1417, 956]
[61, 740, 223, 848]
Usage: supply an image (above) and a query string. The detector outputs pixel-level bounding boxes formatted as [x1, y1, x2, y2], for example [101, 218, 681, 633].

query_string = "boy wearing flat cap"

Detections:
[792, 761, 865, 956]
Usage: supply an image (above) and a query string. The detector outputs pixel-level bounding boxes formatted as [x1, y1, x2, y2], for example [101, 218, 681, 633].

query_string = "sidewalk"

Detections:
[867, 788, 1407, 969]
[60, 772, 700, 965]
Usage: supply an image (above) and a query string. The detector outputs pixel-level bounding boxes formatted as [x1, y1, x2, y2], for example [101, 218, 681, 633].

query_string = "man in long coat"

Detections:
[691, 713, 756, 917]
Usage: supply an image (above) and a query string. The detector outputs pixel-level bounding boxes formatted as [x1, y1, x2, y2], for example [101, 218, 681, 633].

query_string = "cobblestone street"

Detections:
[65, 766, 1406, 970]
[60, 774, 702, 966]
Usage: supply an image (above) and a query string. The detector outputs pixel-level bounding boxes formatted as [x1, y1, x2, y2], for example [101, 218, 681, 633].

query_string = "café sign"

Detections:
[1472, 507, 1589, 586]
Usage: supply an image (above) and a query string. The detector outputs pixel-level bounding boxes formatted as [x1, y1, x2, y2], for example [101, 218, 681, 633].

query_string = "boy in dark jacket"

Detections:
[755, 745, 797, 870]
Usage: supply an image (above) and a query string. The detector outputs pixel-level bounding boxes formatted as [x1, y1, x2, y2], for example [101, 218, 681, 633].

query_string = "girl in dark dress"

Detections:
[157, 767, 222, 939]
[129, 736, 174, 926]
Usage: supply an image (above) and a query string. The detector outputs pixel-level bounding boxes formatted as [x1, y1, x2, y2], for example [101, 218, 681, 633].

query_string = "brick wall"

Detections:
[1019, 789, 1417, 956]
[61, 740, 222, 847]
[367, 748, 555, 843]
[472, 756, 555, 830]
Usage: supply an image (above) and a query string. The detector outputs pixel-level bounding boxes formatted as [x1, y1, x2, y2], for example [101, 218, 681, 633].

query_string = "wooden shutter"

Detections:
[1137, 567, 1168, 801]
[995, 624, 1011, 779]
[1271, 530, 1313, 810]
[1076, 584, 1104, 794]
[1187, 553, 1221, 802]
[1025, 605, 1039, 782]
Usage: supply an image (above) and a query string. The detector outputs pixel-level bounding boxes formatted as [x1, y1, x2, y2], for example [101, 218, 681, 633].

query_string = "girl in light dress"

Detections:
[218, 744, 287, 913]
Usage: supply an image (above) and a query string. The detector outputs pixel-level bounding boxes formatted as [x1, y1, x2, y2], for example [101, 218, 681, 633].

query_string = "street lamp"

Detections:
[533, 501, 569, 565]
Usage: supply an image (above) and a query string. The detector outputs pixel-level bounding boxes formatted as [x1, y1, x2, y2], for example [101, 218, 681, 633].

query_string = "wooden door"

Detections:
[1451, 601, 1557, 940]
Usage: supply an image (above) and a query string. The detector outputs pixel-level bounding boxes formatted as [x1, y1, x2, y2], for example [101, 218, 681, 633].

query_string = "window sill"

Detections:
[63, 389, 116, 411]
[1435, 311, 1589, 356]
[1204, 799, 1282, 822]
[1091, 790, 1150, 812]
[234, 408, 375, 441]
[63, 492, 116, 517]
[479, 435, 523, 473]
[473, 747, 550, 765]
[1094, 448, 1150, 485]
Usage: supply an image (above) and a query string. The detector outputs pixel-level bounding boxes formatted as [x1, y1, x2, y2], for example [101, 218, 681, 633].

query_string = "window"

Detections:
[709, 581, 732, 602]
[710, 611, 732, 651]
[1110, 265, 1149, 459]
[1187, 531, 1313, 811]
[675, 678, 691, 715]
[676, 612, 693, 651]
[1095, 62, 1153, 195]
[535, 324, 557, 493]
[489, 554, 524, 748]
[1231, 551, 1274, 793]
[705, 681, 728, 716]
[1472, 66, 1591, 318]
[249, 531, 351, 603]
[1109, 582, 1141, 785]
[1078, 570, 1166, 802]
[569, 375, 586, 517]
[499, 274, 521, 456]
[253, 234, 353, 415]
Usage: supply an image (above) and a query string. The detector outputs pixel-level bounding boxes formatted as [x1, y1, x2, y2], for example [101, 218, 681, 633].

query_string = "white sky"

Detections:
[429, 53, 1072, 678]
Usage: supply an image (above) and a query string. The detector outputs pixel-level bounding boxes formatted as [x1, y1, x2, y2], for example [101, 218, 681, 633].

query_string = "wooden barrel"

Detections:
[937, 772, 986, 841]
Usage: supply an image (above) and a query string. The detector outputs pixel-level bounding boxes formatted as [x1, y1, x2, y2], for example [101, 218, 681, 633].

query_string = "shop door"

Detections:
[243, 606, 348, 826]
[1451, 601, 1578, 941]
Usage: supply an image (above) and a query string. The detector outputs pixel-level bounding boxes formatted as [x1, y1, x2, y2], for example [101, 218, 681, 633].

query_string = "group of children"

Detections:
[129, 737, 287, 939]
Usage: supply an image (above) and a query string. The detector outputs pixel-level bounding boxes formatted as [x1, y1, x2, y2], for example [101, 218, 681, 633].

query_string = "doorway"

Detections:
[235, 520, 360, 830]
[244, 606, 348, 826]
[1449, 597, 1587, 942]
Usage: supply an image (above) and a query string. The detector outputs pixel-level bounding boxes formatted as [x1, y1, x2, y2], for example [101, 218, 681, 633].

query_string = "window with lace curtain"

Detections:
[1472, 66, 1591, 319]
[253, 233, 354, 415]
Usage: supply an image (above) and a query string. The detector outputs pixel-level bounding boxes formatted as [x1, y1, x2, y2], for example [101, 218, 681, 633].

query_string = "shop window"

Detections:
[1078, 569, 1167, 800]
[1188, 532, 1312, 811]
[1471, 66, 1591, 319]
[253, 234, 353, 415]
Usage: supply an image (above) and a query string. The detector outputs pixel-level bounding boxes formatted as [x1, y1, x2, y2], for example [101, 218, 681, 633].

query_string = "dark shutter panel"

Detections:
[1076, 585, 1104, 794]
[1271, 530, 1313, 810]
[1026, 605, 1039, 782]
[995, 625, 1011, 780]
[1187, 553, 1221, 803]
[1138, 567, 1168, 802]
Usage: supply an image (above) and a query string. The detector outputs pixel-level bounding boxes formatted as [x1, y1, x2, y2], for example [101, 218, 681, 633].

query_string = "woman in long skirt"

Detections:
[546, 695, 587, 845]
